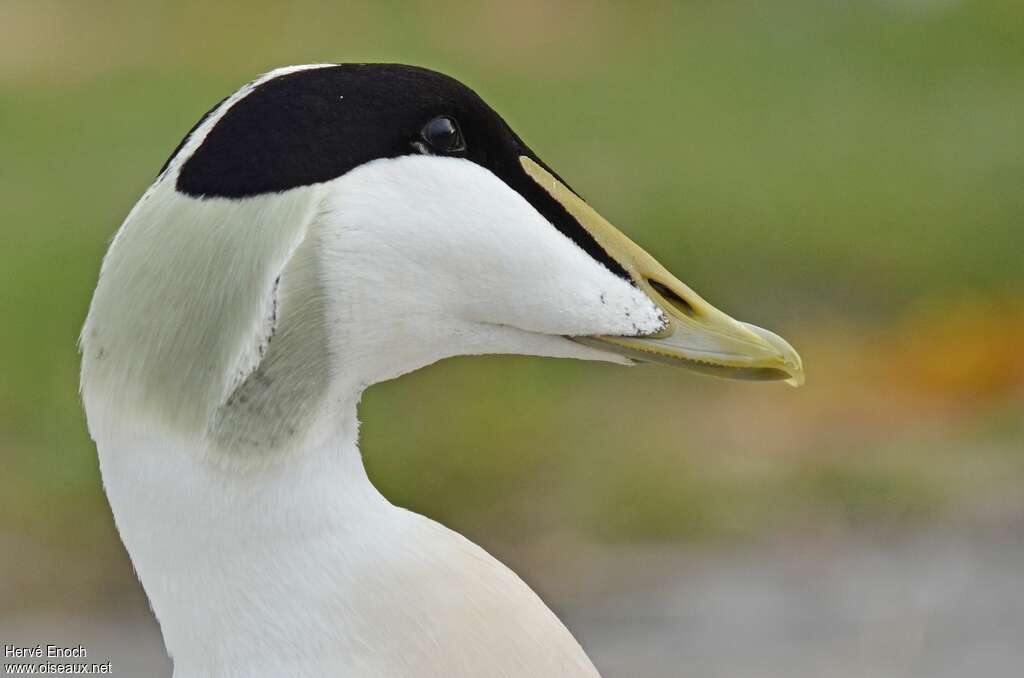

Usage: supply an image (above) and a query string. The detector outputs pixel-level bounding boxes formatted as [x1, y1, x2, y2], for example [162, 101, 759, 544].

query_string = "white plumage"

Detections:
[81, 64, 801, 677]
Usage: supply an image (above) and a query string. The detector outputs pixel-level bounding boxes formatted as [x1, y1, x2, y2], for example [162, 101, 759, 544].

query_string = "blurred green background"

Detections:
[1, 1, 1022, 672]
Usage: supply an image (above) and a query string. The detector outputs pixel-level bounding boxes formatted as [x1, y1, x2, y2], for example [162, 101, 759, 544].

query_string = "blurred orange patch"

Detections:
[889, 294, 1024, 404]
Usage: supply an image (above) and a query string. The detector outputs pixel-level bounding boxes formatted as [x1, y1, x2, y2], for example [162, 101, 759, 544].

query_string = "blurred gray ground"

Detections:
[2, 525, 1022, 678]
[564, 524, 1024, 678]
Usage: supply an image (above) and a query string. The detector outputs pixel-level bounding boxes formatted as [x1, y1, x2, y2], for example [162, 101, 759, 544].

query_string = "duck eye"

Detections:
[420, 116, 465, 153]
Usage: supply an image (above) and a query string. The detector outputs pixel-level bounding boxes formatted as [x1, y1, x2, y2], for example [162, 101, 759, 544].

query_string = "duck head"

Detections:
[81, 64, 802, 454]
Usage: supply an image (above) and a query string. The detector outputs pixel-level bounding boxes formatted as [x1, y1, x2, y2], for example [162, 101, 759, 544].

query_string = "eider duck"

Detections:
[80, 63, 803, 678]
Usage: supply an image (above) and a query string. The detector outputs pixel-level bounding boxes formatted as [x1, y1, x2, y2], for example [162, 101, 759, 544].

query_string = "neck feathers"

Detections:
[80, 178, 330, 460]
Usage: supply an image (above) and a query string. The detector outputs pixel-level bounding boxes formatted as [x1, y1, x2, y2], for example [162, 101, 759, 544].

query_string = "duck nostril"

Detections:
[648, 279, 698, 319]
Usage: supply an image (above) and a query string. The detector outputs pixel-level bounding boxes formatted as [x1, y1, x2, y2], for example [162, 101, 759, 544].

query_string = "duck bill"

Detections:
[520, 157, 805, 386]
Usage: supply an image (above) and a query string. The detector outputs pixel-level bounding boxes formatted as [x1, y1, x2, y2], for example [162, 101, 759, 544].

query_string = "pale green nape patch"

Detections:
[210, 224, 331, 453]
[81, 178, 331, 457]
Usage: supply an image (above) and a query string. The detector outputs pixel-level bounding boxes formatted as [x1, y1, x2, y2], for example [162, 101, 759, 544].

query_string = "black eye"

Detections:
[420, 116, 465, 153]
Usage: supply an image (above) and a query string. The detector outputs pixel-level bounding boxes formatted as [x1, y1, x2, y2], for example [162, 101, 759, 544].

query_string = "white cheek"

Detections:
[319, 155, 666, 348]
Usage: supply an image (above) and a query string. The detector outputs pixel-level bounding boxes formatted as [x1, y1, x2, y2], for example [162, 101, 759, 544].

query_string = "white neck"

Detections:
[96, 393, 599, 678]
[78, 146, 645, 677]
[98, 399, 372, 675]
